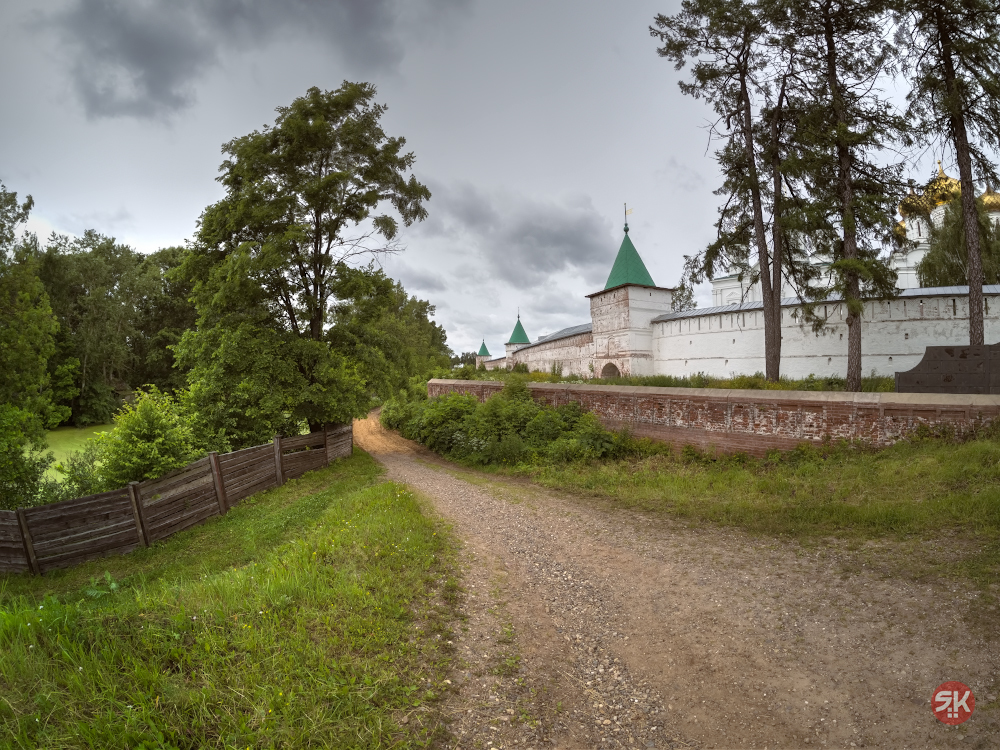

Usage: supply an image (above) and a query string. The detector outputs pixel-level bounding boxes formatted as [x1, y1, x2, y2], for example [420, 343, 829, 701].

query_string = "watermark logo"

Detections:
[933, 681, 975, 725]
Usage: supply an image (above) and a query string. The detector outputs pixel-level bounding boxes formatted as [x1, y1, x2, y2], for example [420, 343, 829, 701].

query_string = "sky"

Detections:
[0, 0, 941, 356]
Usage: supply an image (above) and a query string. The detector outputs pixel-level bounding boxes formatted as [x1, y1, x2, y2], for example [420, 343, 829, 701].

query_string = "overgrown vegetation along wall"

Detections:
[428, 379, 1000, 456]
[0, 424, 352, 575]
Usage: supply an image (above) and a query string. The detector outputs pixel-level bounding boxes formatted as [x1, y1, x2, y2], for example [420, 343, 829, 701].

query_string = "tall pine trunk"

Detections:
[823, 9, 862, 392]
[767, 74, 790, 381]
[937, 11, 985, 346]
[739, 77, 782, 381]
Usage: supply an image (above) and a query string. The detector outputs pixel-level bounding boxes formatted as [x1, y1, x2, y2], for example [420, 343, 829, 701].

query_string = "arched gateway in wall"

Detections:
[601, 363, 620, 378]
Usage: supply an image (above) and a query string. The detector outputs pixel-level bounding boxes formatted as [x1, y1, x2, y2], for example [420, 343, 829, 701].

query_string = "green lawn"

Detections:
[0, 450, 460, 749]
[42, 423, 113, 481]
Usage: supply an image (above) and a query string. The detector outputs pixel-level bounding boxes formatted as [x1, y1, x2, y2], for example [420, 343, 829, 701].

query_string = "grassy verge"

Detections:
[0, 451, 460, 748]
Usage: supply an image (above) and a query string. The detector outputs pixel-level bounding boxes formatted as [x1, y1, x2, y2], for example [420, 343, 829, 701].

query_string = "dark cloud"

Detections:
[44, 0, 468, 119]
[391, 261, 449, 293]
[417, 182, 615, 289]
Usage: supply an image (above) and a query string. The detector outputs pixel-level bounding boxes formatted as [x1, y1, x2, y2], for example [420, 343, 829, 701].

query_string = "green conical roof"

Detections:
[477, 340, 490, 356]
[507, 316, 530, 344]
[604, 224, 655, 289]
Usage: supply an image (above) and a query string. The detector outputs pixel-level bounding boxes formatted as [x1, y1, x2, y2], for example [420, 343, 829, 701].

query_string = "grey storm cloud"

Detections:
[391, 261, 449, 294]
[419, 183, 615, 289]
[43, 0, 468, 119]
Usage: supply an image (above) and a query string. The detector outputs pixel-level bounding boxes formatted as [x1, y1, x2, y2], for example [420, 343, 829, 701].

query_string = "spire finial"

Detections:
[938, 159, 946, 177]
[623, 202, 632, 233]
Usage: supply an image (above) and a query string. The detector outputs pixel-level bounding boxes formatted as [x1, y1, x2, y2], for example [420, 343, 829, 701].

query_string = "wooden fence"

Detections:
[0, 423, 353, 576]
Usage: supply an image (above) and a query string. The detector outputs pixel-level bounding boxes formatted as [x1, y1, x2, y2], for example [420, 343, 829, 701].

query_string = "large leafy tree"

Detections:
[327, 264, 451, 395]
[178, 82, 432, 446]
[0, 184, 66, 508]
[897, 0, 1000, 346]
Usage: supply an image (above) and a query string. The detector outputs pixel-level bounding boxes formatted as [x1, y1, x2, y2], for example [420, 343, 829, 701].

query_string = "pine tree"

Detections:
[652, 0, 801, 381]
[783, 0, 905, 391]
[897, 0, 1000, 346]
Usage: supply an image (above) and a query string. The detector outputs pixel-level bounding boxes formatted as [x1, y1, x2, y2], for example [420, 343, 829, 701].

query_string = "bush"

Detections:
[56, 388, 206, 494]
[379, 377, 652, 468]
[417, 393, 479, 454]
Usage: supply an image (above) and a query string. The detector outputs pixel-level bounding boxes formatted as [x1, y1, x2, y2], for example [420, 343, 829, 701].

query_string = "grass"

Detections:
[42, 423, 113, 481]
[0, 450, 461, 749]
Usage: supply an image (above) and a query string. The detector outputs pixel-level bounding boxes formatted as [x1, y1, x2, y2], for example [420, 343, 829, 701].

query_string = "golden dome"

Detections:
[923, 160, 961, 207]
[981, 185, 1000, 212]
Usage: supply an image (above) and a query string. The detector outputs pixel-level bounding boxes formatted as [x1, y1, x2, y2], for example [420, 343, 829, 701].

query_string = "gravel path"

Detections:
[355, 416, 999, 749]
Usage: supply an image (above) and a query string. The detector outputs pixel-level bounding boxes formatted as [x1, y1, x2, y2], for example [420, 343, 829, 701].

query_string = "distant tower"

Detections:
[505, 314, 530, 360]
[475, 340, 491, 368]
[587, 222, 674, 378]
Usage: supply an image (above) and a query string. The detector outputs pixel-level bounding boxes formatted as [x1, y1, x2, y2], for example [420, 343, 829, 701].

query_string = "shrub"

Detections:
[379, 376, 651, 469]
[91, 388, 203, 490]
[417, 393, 479, 454]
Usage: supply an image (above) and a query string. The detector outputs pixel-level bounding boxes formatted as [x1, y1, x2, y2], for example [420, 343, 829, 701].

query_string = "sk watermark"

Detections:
[933, 681, 975, 725]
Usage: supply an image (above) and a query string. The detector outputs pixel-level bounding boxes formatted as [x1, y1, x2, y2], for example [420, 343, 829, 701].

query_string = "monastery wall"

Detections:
[427, 379, 1000, 456]
[508, 331, 594, 377]
[653, 290, 1000, 379]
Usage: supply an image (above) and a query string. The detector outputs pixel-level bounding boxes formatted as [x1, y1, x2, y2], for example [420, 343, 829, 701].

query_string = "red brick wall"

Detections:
[427, 379, 1000, 456]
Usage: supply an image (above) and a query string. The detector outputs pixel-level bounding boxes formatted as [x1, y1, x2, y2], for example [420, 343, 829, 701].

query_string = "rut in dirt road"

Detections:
[355, 416, 999, 750]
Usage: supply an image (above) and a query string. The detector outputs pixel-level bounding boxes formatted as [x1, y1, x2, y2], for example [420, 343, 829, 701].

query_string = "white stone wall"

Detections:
[653, 292, 1000, 379]
[508, 332, 594, 376]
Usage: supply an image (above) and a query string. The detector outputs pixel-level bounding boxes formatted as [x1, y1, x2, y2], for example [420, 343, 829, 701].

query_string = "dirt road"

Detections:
[354, 415, 998, 749]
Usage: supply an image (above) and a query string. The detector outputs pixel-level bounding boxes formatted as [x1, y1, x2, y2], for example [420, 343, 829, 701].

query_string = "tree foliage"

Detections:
[0, 183, 64, 508]
[653, 0, 811, 380]
[37, 234, 196, 425]
[917, 197, 1000, 287]
[178, 83, 438, 447]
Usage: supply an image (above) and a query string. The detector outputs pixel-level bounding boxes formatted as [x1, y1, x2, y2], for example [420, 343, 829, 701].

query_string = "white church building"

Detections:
[482, 166, 1000, 379]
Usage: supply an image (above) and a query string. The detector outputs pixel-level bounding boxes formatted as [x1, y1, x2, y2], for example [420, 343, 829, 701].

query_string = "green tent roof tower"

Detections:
[507, 315, 530, 345]
[604, 224, 655, 289]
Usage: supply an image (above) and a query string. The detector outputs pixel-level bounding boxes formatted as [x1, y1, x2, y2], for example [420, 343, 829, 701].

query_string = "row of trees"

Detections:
[653, 0, 1000, 389]
[1, 82, 452, 507]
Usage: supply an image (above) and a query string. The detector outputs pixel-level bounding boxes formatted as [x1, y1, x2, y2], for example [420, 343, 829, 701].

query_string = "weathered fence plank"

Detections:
[209, 452, 229, 516]
[281, 432, 325, 451]
[16, 509, 41, 575]
[0, 511, 30, 574]
[273, 435, 284, 486]
[128, 482, 150, 547]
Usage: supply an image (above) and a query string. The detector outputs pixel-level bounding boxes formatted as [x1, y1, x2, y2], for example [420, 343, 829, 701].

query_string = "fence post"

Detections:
[127, 482, 150, 547]
[323, 424, 330, 465]
[273, 435, 284, 486]
[15, 509, 40, 575]
[209, 452, 229, 515]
